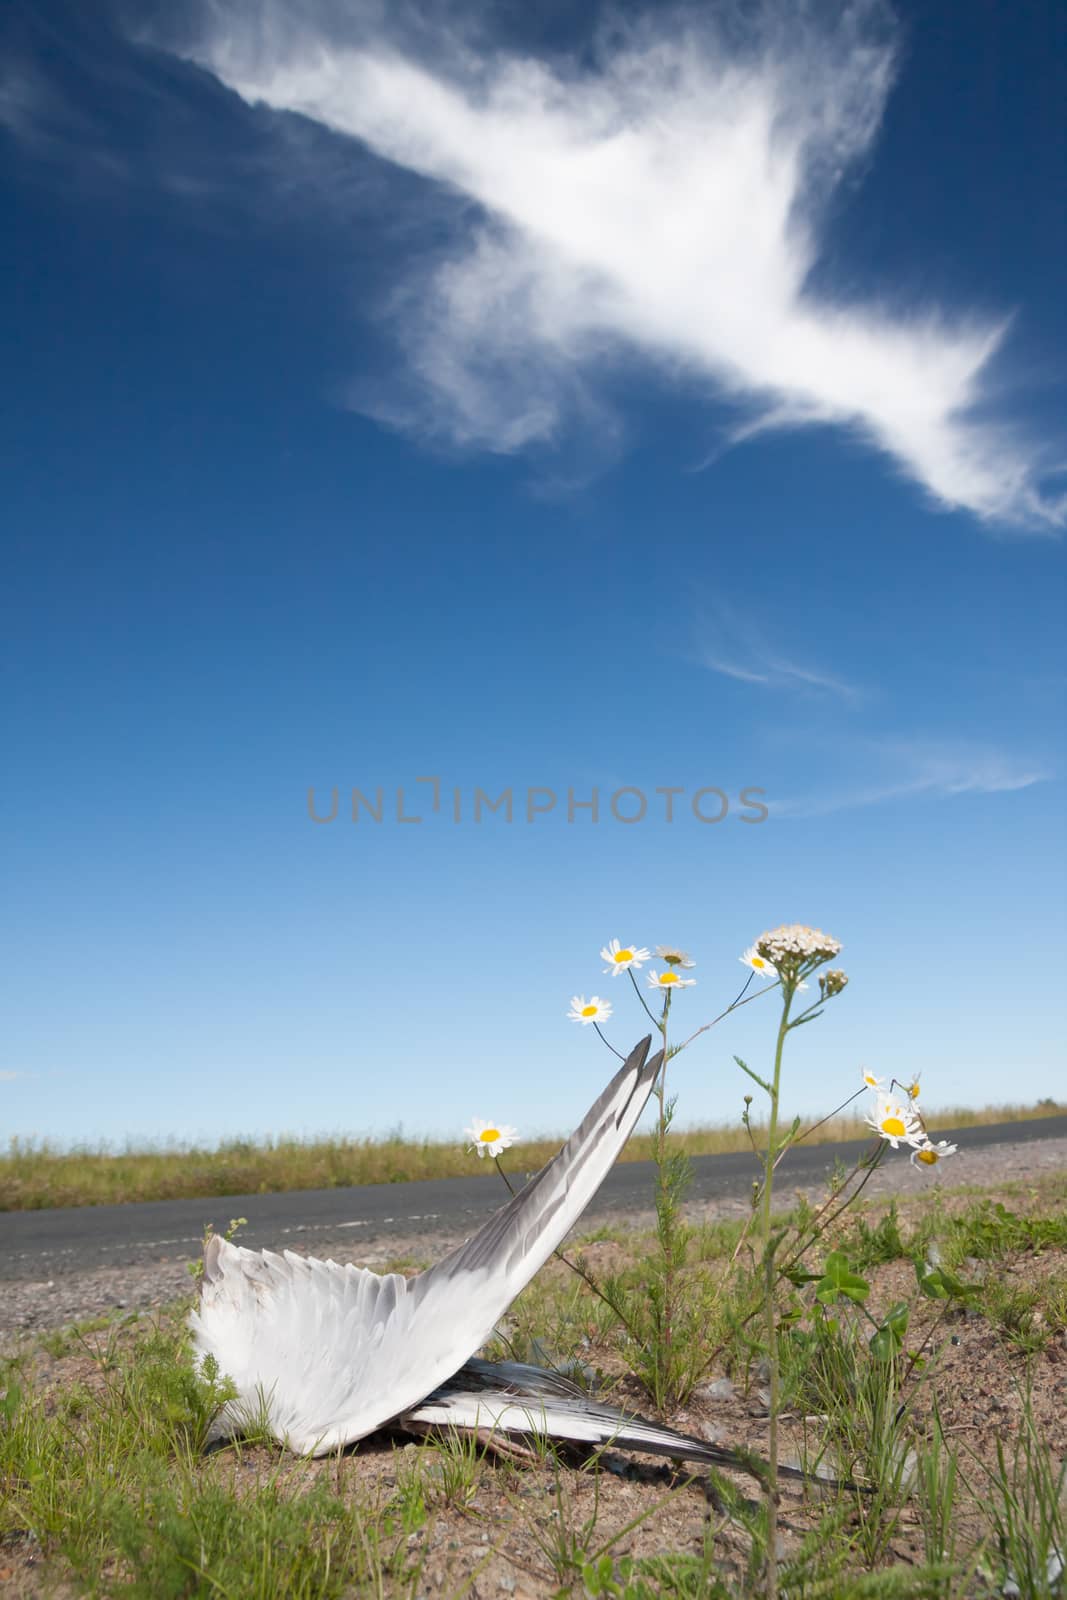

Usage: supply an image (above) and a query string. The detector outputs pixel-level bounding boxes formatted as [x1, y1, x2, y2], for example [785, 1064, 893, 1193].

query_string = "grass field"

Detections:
[2, 1172, 1065, 1597]
[1, 1099, 1062, 1211]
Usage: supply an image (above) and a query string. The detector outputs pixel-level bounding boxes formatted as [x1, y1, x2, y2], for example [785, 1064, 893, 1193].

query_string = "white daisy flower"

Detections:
[567, 995, 613, 1026]
[864, 1095, 924, 1150]
[464, 1120, 518, 1159]
[861, 1068, 885, 1091]
[646, 969, 696, 990]
[600, 939, 651, 976]
[655, 946, 695, 968]
[910, 1138, 959, 1169]
[740, 946, 778, 980]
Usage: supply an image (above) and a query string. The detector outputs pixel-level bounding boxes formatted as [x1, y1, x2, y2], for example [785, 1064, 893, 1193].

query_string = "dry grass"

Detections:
[2, 1099, 1062, 1211]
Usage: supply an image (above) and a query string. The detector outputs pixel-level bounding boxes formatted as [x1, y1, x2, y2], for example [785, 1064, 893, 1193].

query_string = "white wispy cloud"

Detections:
[695, 598, 860, 700]
[0, 1070, 23, 1083]
[0, 66, 43, 142]
[170, 0, 1066, 530]
[700, 648, 858, 699]
[773, 739, 1049, 817]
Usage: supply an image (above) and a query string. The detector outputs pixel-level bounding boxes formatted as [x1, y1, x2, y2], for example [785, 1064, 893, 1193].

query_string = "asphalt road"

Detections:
[2, 1115, 1064, 1282]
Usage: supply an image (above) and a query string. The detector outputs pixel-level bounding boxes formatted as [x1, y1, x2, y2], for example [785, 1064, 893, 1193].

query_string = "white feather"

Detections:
[190, 1037, 661, 1455]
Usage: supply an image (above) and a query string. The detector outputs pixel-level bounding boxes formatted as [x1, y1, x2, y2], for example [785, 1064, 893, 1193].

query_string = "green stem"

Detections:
[655, 991, 673, 1403]
[674, 977, 780, 1054]
[785, 997, 827, 1027]
[593, 1021, 626, 1061]
[759, 983, 794, 1600]
[628, 967, 660, 1027]
[657, 991, 672, 1166]
[781, 1143, 887, 1271]
[789, 1085, 867, 1147]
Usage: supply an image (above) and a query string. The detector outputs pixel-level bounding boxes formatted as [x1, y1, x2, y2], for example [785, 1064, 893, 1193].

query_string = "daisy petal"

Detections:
[740, 946, 778, 980]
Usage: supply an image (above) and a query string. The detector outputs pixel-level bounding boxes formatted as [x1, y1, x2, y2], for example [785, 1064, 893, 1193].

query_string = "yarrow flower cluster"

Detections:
[757, 923, 840, 972]
[755, 925, 841, 985]
[820, 969, 849, 998]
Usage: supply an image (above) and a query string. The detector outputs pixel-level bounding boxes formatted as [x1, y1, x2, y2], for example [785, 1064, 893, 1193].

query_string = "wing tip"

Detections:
[616, 1034, 661, 1125]
[201, 1230, 227, 1286]
[201, 1231, 249, 1289]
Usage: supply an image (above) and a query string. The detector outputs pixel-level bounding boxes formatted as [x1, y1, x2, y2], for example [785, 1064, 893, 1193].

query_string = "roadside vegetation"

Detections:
[1, 1098, 1062, 1212]
[2, 1175, 1065, 1597]
[4, 927, 1064, 1597]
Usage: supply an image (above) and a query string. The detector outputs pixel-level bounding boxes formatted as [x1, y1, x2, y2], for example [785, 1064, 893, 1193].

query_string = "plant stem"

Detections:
[759, 983, 794, 1600]
[657, 991, 672, 1169]
[673, 978, 779, 1054]
[781, 1144, 887, 1271]
[628, 967, 660, 1028]
[593, 1022, 626, 1061]
[655, 990, 674, 1403]
[789, 1086, 867, 1146]
[899, 1299, 953, 1389]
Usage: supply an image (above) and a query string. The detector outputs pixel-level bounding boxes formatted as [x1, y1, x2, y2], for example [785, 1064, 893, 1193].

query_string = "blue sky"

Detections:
[2, 0, 1064, 1150]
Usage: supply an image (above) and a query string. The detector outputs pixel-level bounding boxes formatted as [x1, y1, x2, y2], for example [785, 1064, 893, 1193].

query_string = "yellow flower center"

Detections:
[864, 1073, 878, 1086]
[881, 1115, 906, 1138]
[908, 1083, 920, 1099]
[752, 956, 767, 970]
[915, 1148, 939, 1164]
[659, 971, 680, 985]
[479, 1128, 501, 1143]
[581, 1005, 598, 1018]
[614, 948, 633, 963]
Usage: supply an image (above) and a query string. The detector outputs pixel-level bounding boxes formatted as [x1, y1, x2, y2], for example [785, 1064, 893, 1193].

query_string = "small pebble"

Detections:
[698, 1377, 735, 1401]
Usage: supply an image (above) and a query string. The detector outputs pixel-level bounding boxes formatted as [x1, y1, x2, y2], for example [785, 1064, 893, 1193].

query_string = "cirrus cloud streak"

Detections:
[178, 1, 1065, 530]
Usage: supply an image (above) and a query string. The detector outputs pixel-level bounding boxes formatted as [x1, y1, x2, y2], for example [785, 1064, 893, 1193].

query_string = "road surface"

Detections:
[2, 1114, 1064, 1282]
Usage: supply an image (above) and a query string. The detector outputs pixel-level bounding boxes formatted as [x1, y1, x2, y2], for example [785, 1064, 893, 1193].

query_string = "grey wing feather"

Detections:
[190, 1036, 662, 1455]
[402, 1386, 724, 1464]
[403, 1359, 846, 1486]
